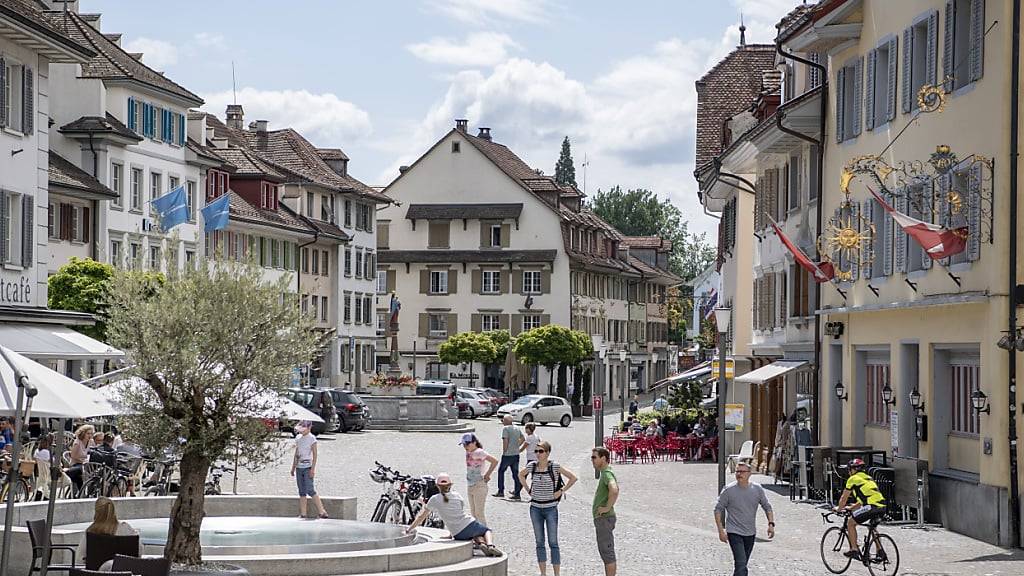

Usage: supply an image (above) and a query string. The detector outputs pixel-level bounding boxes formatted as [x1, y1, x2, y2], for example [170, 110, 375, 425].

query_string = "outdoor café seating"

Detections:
[603, 431, 719, 464]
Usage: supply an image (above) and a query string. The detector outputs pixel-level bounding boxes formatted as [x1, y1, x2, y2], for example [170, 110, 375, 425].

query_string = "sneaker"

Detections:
[843, 550, 861, 561]
[509, 495, 522, 501]
[318, 512, 329, 519]
[491, 492, 504, 497]
[481, 544, 503, 557]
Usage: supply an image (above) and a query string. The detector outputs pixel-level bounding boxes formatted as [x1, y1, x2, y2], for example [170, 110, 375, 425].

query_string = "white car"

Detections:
[497, 394, 572, 427]
[457, 389, 492, 418]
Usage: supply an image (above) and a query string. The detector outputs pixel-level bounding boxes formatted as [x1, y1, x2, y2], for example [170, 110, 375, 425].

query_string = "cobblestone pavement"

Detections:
[231, 415, 1024, 576]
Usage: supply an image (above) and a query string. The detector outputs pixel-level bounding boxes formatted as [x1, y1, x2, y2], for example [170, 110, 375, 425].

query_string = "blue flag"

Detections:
[202, 193, 230, 232]
[150, 185, 188, 231]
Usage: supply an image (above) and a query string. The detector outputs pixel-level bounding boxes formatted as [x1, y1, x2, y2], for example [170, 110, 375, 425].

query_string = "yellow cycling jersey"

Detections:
[845, 471, 886, 507]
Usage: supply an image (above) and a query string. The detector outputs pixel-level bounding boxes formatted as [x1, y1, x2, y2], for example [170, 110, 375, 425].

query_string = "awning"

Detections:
[651, 362, 712, 391]
[735, 360, 807, 385]
[0, 324, 124, 360]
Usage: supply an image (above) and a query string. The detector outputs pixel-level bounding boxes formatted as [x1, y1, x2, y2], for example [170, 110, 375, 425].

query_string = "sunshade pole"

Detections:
[233, 439, 240, 495]
[0, 347, 37, 576]
[40, 417, 65, 576]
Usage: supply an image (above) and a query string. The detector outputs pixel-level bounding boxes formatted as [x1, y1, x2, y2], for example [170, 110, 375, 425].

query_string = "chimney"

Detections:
[455, 119, 468, 132]
[50, 0, 80, 13]
[103, 33, 121, 46]
[205, 125, 216, 142]
[477, 127, 491, 141]
[225, 104, 244, 130]
[399, 165, 410, 174]
[254, 120, 268, 134]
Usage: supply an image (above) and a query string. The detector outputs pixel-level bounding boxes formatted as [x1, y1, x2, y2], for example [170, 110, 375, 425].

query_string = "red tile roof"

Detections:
[621, 236, 671, 250]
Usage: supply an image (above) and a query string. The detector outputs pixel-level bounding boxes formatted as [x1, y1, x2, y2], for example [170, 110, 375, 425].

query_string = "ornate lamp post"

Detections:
[713, 306, 731, 492]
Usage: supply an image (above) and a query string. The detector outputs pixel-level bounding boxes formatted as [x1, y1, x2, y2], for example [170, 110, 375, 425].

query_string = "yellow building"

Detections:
[785, 0, 1021, 546]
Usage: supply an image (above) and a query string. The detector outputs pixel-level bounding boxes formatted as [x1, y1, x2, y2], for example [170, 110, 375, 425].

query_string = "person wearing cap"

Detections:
[406, 472, 502, 557]
[460, 432, 498, 526]
[291, 420, 328, 519]
[835, 458, 887, 560]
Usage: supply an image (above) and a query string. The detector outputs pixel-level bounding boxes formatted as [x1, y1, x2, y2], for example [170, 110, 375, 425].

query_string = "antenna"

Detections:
[582, 153, 590, 195]
[231, 61, 237, 105]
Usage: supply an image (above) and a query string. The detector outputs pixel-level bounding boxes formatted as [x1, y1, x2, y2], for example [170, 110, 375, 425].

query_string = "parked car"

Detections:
[456, 389, 492, 418]
[283, 388, 339, 435]
[327, 389, 370, 432]
[496, 394, 572, 426]
[457, 400, 472, 419]
[465, 387, 509, 408]
[416, 380, 457, 401]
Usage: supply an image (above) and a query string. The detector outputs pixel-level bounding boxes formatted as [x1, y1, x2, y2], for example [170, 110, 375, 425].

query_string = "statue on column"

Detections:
[388, 292, 401, 372]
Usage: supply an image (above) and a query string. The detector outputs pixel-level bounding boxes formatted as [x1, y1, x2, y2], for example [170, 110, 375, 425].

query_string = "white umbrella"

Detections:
[249, 389, 324, 423]
[0, 346, 119, 419]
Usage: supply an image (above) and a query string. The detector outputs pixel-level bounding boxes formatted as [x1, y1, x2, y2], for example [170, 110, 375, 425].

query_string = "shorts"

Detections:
[594, 515, 616, 564]
[453, 520, 489, 541]
[296, 467, 316, 497]
[852, 505, 886, 525]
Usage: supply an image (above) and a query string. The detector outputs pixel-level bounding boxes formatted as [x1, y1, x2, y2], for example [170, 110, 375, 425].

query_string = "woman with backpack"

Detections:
[518, 440, 578, 576]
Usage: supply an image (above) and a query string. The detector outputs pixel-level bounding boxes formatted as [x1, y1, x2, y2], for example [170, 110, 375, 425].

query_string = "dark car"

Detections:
[327, 389, 370, 432]
[283, 388, 338, 435]
[468, 387, 509, 408]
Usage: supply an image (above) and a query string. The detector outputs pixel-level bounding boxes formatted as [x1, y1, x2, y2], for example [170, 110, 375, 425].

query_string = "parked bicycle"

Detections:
[0, 454, 33, 503]
[368, 461, 442, 528]
[141, 457, 177, 496]
[820, 510, 900, 576]
[205, 462, 234, 495]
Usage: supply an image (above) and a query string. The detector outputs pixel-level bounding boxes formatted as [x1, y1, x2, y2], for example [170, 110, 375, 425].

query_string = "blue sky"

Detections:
[82, 0, 799, 238]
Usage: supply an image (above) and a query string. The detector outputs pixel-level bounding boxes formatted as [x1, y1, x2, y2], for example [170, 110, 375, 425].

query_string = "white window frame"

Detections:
[523, 314, 542, 331]
[482, 270, 500, 294]
[490, 224, 502, 247]
[430, 270, 449, 294]
[150, 172, 162, 206]
[3, 61, 24, 133]
[130, 167, 143, 211]
[110, 162, 123, 208]
[47, 202, 56, 239]
[482, 314, 500, 332]
[523, 270, 542, 294]
[376, 270, 387, 294]
[129, 242, 141, 270]
[149, 244, 161, 271]
[428, 314, 448, 338]
[110, 239, 122, 267]
[3, 193, 22, 264]
[186, 180, 196, 221]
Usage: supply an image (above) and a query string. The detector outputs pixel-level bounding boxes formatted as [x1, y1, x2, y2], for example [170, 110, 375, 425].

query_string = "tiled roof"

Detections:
[559, 207, 623, 240]
[694, 45, 777, 168]
[378, 250, 557, 264]
[317, 148, 349, 161]
[226, 191, 313, 236]
[405, 203, 523, 220]
[44, 10, 202, 104]
[776, 4, 816, 42]
[0, 0, 93, 60]
[186, 138, 235, 170]
[48, 150, 117, 199]
[213, 146, 286, 179]
[59, 113, 141, 141]
[628, 255, 683, 284]
[621, 236, 672, 251]
[300, 217, 349, 242]
[239, 129, 389, 203]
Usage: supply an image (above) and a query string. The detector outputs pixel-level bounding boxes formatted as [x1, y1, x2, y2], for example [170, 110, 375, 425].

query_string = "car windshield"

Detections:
[510, 395, 538, 406]
[288, 390, 314, 406]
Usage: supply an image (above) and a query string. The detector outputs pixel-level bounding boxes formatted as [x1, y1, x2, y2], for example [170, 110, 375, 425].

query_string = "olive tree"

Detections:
[104, 259, 321, 565]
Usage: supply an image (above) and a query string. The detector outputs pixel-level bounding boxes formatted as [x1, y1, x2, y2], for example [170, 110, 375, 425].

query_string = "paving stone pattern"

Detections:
[232, 416, 1024, 576]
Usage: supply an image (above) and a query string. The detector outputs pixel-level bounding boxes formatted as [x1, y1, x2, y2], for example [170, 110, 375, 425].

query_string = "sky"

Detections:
[81, 0, 801, 239]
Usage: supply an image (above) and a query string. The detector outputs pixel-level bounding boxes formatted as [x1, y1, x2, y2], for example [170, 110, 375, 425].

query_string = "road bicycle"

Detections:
[820, 510, 900, 576]
[141, 457, 177, 496]
[368, 461, 443, 528]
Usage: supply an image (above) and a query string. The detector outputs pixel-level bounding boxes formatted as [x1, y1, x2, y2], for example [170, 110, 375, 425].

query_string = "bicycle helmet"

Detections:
[369, 469, 386, 483]
[848, 458, 866, 470]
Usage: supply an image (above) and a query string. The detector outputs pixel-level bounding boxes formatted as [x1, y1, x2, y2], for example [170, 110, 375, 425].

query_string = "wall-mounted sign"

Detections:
[450, 373, 479, 380]
[0, 274, 34, 306]
[725, 403, 744, 432]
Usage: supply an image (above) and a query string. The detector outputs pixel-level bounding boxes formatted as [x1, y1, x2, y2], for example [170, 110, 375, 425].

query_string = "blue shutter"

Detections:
[0, 58, 6, 128]
[927, 11, 939, 86]
[864, 49, 877, 131]
[943, 0, 956, 92]
[142, 103, 149, 136]
[178, 113, 186, 146]
[127, 97, 136, 131]
[886, 37, 897, 122]
[894, 192, 907, 273]
[835, 67, 846, 142]
[969, 0, 985, 82]
[852, 57, 864, 137]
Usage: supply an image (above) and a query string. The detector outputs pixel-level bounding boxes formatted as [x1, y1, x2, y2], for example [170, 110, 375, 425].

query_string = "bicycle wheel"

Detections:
[820, 526, 852, 574]
[143, 485, 165, 497]
[81, 477, 103, 499]
[371, 498, 389, 522]
[383, 499, 404, 525]
[107, 477, 128, 498]
[866, 533, 900, 576]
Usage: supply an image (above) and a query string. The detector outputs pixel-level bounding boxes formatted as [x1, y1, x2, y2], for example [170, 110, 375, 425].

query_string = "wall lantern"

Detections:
[713, 307, 732, 334]
[618, 349, 628, 363]
[881, 383, 896, 406]
[971, 389, 991, 415]
[834, 381, 848, 402]
[909, 388, 925, 413]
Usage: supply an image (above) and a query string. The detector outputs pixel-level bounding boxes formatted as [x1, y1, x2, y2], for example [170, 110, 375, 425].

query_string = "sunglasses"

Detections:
[534, 449, 546, 454]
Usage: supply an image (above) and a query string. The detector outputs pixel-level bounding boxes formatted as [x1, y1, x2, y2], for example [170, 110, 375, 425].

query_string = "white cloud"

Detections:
[426, 0, 550, 25]
[407, 32, 522, 67]
[193, 32, 227, 50]
[123, 37, 178, 70]
[201, 87, 372, 146]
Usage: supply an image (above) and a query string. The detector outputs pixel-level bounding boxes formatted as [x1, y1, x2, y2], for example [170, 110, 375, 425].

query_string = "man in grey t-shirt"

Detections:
[713, 462, 775, 576]
[494, 415, 524, 500]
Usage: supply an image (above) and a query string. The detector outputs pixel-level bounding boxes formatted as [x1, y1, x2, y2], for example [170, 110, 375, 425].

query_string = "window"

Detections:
[169, 176, 180, 192]
[789, 265, 816, 318]
[129, 242, 141, 269]
[835, 58, 863, 143]
[945, 0, 985, 92]
[363, 296, 372, 326]
[185, 249, 195, 267]
[377, 270, 387, 294]
[321, 196, 330, 221]
[344, 199, 352, 227]
[866, 39, 895, 133]
[904, 13, 938, 113]
[378, 221, 390, 249]
[523, 314, 543, 331]
[451, 141, 461, 153]
[523, 270, 542, 294]
[2, 193, 23, 264]
[110, 163, 123, 208]
[344, 247, 352, 276]
[73, 205, 90, 243]
[306, 192, 315, 217]
[482, 314, 500, 332]
[354, 250, 363, 279]
[429, 314, 448, 338]
[312, 249, 319, 275]
[869, 196, 887, 278]
[377, 313, 387, 335]
[186, 180, 196, 220]
[340, 341, 349, 372]
[364, 251, 373, 279]
[343, 291, 352, 323]
[150, 172, 161, 205]
[482, 270, 500, 294]
[353, 293, 363, 323]
[301, 247, 309, 273]
[311, 295, 319, 318]
[426, 362, 448, 380]
[130, 168, 142, 210]
[2, 61, 26, 132]
[865, 362, 892, 427]
[951, 361, 980, 435]
[322, 250, 330, 276]
[47, 203, 56, 238]
[787, 155, 801, 210]
[110, 239, 122, 267]
[301, 295, 309, 315]
[490, 224, 502, 247]
[907, 184, 929, 273]
[271, 239, 281, 268]
[430, 270, 448, 294]
[149, 245, 161, 270]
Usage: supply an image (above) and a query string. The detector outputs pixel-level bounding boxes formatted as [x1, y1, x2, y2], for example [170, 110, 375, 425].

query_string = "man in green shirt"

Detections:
[591, 446, 619, 576]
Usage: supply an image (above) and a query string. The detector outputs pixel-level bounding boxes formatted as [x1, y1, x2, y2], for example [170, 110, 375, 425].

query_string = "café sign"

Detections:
[0, 274, 34, 306]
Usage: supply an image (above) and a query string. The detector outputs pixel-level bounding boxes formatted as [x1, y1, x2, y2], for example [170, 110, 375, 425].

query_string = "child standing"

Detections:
[291, 421, 328, 519]
[520, 422, 541, 465]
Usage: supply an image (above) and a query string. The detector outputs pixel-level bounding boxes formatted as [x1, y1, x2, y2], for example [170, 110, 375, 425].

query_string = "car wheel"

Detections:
[521, 413, 534, 425]
[338, 415, 348, 433]
[560, 414, 571, 427]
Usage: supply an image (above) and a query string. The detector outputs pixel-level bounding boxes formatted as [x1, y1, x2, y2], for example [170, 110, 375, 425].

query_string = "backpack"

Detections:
[528, 461, 564, 503]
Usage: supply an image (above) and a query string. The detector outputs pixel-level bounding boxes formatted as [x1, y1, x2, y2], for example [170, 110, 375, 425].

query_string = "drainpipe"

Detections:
[87, 133, 100, 260]
[777, 36, 827, 446]
[1008, 0, 1021, 548]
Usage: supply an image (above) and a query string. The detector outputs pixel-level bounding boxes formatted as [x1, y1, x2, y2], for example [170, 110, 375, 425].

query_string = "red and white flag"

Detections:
[768, 217, 835, 283]
[868, 188, 967, 260]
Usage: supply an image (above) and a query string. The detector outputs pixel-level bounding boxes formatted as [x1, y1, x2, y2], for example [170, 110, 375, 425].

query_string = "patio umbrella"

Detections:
[503, 346, 531, 395]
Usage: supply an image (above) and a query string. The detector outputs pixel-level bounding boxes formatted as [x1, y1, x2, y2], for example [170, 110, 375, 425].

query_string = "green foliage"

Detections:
[590, 186, 715, 281]
[554, 136, 577, 187]
[104, 258, 321, 564]
[438, 331, 499, 366]
[669, 378, 705, 412]
[483, 329, 512, 361]
[512, 325, 591, 368]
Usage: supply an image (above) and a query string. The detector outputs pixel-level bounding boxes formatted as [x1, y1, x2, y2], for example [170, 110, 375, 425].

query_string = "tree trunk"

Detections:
[164, 450, 210, 565]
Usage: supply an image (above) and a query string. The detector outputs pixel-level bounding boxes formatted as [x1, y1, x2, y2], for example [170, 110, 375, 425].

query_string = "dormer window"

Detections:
[260, 182, 276, 210]
[451, 141, 461, 153]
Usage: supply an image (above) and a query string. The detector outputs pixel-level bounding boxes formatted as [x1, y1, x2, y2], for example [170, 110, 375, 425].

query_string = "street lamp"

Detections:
[594, 344, 607, 478]
[834, 381, 848, 402]
[971, 389, 991, 415]
[909, 388, 925, 413]
[713, 306, 730, 493]
[881, 383, 895, 406]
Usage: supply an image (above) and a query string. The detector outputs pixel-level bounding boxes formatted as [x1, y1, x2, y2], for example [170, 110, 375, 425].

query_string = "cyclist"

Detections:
[834, 458, 887, 560]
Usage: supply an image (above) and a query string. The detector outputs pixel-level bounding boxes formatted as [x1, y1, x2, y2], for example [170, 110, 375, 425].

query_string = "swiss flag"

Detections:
[868, 188, 967, 260]
[768, 217, 835, 283]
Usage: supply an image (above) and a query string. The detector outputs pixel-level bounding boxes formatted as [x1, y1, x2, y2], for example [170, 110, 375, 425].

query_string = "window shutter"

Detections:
[0, 58, 6, 127]
[927, 10, 939, 86]
[22, 67, 33, 135]
[178, 113, 186, 145]
[944, 0, 956, 92]
[936, 175, 951, 266]
[902, 28, 914, 113]
[852, 57, 864, 137]
[500, 269, 510, 294]
[862, 200, 874, 279]
[754, 178, 762, 231]
[883, 196, 894, 276]
[540, 314, 550, 326]
[499, 314, 510, 331]
[479, 223, 489, 247]
[127, 97, 136, 131]
[511, 314, 524, 336]
[471, 314, 482, 332]
[418, 313, 429, 338]
[448, 269, 458, 294]
[512, 270, 523, 294]
[447, 314, 458, 335]
[82, 205, 90, 244]
[894, 193, 907, 273]
[472, 269, 482, 294]
[886, 37, 898, 121]
[807, 52, 821, 89]
[386, 270, 396, 292]
[541, 269, 551, 293]
[501, 224, 510, 247]
[922, 183, 936, 270]
[969, 0, 985, 81]
[419, 269, 429, 293]
[0, 191, 7, 262]
[21, 197, 32, 267]
[836, 67, 846, 142]
[865, 49, 877, 131]
[967, 162, 982, 261]
[849, 203, 860, 280]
